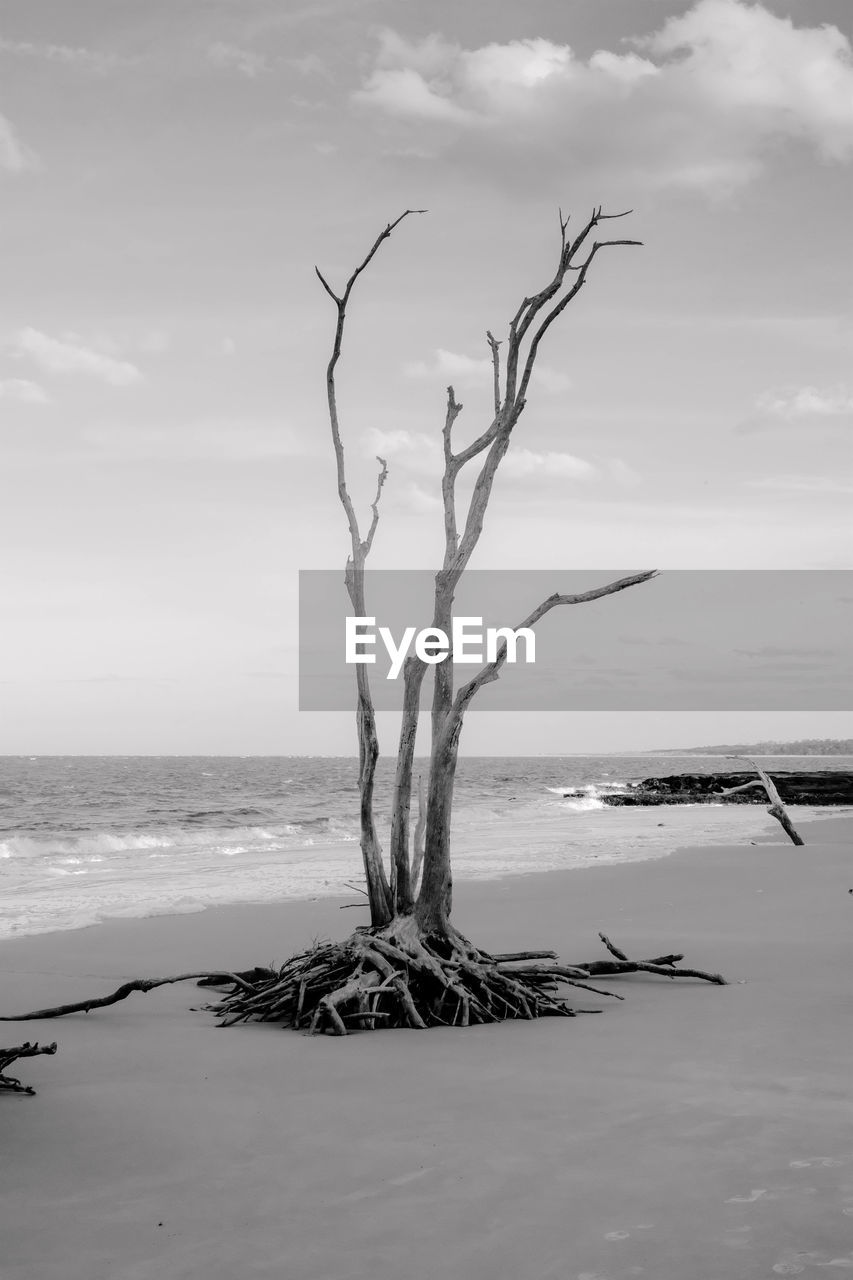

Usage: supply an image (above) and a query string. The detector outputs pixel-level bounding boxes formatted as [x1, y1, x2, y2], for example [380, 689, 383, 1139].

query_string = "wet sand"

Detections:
[1, 813, 851, 1280]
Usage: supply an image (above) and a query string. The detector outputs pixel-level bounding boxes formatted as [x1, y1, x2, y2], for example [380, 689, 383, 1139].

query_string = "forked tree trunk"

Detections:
[318, 207, 648, 940]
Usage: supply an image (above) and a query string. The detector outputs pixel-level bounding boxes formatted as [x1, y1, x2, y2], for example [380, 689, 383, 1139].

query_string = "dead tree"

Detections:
[210, 207, 724, 1031]
[2, 208, 724, 1041]
[720, 757, 805, 845]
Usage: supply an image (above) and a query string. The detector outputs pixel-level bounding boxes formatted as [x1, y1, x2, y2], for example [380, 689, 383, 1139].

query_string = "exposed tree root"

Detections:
[205, 923, 726, 1035]
[0, 933, 725, 1038]
[0, 1041, 57, 1095]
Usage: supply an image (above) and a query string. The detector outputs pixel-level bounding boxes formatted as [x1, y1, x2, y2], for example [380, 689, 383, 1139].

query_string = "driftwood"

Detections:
[0, 935, 724, 1036]
[720, 757, 805, 845]
[206, 929, 726, 1035]
[0, 1041, 57, 1095]
[0, 972, 255, 1022]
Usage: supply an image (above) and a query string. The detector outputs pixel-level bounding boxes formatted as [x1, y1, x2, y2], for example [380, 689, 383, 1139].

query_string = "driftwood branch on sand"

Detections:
[720, 757, 805, 845]
[0, 972, 256, 1022]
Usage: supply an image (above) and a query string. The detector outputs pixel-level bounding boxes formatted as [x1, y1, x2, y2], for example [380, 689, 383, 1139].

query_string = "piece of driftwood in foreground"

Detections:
[0, 1041, 57, 1095]
[719, 758, 805, 846]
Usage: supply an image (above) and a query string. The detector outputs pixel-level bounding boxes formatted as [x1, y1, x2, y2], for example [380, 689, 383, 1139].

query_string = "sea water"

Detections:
[0, 754, 849, 939]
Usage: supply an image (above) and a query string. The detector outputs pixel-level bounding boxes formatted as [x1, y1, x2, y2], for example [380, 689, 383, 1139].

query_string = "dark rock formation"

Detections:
[564, 772, 853, 807]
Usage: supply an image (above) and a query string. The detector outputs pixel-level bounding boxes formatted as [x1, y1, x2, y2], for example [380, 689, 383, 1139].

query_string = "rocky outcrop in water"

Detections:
[567, 772, 853, 807]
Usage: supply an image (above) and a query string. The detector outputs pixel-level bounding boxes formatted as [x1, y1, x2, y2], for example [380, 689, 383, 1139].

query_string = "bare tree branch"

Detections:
[318, 209, 426, 560]
[516, 237, 642, 404]
[316, 210, 425, 927]
[486, 330, 501, 417]
[314, 267, 340, 305]
[363, 455, 388, 556]
[441, 387, 464, 561]
[447, 571, 659, 728]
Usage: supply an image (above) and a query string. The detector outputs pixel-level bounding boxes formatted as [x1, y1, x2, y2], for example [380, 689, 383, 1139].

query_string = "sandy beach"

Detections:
[1, 813, 851, 1280]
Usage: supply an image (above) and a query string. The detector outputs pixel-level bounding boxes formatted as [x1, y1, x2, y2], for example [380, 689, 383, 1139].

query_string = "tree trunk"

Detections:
[388, 656, 428, 915]
[414, 571, 460, 933]
[416, 717, 463, 933]
[347, 561, 393, 926]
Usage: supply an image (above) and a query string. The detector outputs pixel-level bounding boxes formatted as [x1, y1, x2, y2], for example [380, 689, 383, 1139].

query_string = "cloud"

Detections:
[0, 114, 37, 172]
[642, 0, 853, 162]
[364, 428, 640, 493]
[366, 427, 440, 474]
[289, 52, 330, 78]
[0, 37, 117, 72]
[396, 481, 442, 514]
[733, 645, 833, 658]
[14, 328, 142, 386]
[744, 475, 853, 496]
[404, 347, 572, 394]
[137, 328, 171, 355]
[501, 448, 595, 481]
[404, 348, 490, 382]
[738, 384, 853, 432]
[81, 420, 314, 461]
[755, 386, 853, 418]
[365, 427, 597, 486]
[0, 377, 51, 404]
[354, 1, 853, 195]
[207, 42, 267, 78]
[618, 634, 695, 647]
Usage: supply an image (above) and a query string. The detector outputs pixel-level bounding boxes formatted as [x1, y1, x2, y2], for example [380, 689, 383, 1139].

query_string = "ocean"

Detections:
[1, 754, 849, 940]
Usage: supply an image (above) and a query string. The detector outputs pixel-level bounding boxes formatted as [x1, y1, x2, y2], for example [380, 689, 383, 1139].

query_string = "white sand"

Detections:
[1, 814, 852, 1280]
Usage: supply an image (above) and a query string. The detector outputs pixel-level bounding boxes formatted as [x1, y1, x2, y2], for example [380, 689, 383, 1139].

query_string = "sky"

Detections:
[1, 0, 852, 755]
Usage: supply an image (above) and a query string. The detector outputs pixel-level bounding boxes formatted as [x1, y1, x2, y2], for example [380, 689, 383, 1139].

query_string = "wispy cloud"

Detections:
[0, 114, 37, 173]
[207, 42, 268, 79]
[14, 329, 142, 386]
[289, 52, 329, 78]
[734, 645, 833, 658]
[364, 427, 641, 492]
[404, 347, 572, 394]
[81, 420, 314, 462]
[501, 448, 595, 481]
[744, 475, 853, 496]
[365, 427, 609, 487]
[618, 634, 695, 647]
[755, 386, 853, 419]
[355, 0, 853, 195]
[395, 481, 442, 514]
[739, 384, 853, 432]
[0, 377, 50, 405]
[0, 36, 117, 73]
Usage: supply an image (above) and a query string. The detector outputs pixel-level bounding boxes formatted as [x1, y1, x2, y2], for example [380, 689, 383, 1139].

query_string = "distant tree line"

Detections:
[677, 739, 853, 756]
